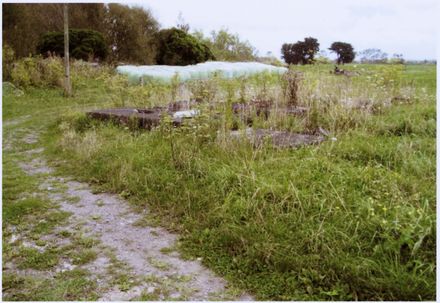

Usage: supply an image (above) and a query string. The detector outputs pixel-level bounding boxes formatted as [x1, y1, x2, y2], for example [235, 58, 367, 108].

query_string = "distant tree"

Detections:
[281, 37, 319, 65]
[155, 28, 215, 65]
[389, 53, 405, 64]
[104, 4, 159, 64]
[193, 28, 256, 61]
[329, 42, 355, 64]
[37, 29, 108, 61]
[281, 43, 302, 65]
[303, 37, 320, 62]
[358, 48, 388, 63]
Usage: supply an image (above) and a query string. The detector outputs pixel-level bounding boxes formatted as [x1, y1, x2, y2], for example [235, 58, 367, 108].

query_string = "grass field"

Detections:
[3, 62, 436, 300]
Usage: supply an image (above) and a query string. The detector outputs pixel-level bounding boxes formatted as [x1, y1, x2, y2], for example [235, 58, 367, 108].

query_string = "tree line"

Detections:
[3, 3, 256, 65]
[281, 38, 405, 65]
[281, 38, 355, 65]
[3, 3, 404, 66]
[3, 3, 160, 64]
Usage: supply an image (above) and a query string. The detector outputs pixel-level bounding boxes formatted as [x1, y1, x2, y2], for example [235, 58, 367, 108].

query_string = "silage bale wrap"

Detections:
[116, 61, 287, 84]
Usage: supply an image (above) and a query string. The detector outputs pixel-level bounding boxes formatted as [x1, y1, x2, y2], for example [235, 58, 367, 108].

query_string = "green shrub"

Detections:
[37, 29, 108, 61]
[39, 57, 64, 87]
[155, 28, 215, 65]
[10, 56, 64, 88]
[11, 57, 40, 88]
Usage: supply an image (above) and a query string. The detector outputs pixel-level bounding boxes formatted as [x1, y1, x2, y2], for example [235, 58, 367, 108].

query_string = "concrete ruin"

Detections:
[86, 101, 200, 129]
[87, 100, 324, 149]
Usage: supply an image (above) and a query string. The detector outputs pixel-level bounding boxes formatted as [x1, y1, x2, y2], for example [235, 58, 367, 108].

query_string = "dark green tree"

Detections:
[329, 42, 355, 64]
[37, 29, 108, 61]
[281, 37, 319, 65]
[155, 28, 215, 65]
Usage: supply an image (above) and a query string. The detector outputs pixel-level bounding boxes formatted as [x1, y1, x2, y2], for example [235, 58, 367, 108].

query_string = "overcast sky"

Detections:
[138, 0, 437, 60]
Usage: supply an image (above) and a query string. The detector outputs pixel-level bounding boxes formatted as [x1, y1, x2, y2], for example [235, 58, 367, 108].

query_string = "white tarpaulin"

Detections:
[116, 61, 287, 83]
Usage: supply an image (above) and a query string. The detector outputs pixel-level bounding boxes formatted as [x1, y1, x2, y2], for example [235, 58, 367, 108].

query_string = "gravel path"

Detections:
[4, 120, 253, 301]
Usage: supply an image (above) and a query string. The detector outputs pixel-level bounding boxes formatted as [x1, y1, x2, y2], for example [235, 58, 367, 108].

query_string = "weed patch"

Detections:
[3, 269, 98, 301]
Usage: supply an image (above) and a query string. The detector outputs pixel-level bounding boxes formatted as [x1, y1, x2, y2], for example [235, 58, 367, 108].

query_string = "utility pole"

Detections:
[63, 3, 72, 97]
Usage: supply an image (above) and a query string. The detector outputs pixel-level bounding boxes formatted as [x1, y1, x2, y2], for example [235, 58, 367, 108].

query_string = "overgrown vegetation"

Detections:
[3, 61, 436, 300]
[4, 55, 114, 90]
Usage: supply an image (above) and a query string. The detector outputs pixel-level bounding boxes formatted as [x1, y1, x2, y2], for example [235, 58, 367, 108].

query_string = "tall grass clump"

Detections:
[281, 68, 303, 106]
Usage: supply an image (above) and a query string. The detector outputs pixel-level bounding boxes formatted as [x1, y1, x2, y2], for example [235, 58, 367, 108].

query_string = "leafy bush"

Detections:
[11, 57, 40, 88]
[155, 28, 215, 65]
[10, 56, 64, 88]
[39, 56, 64, 87]
[37, 29, 108, 61]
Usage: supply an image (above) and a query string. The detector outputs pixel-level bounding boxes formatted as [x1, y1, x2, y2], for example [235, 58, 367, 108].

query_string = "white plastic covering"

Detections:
[173, 110, 200, 119]
[116, 61, 287, 83]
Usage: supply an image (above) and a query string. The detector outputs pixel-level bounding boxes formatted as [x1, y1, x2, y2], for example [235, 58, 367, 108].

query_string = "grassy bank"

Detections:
[3, 63, 436, 300]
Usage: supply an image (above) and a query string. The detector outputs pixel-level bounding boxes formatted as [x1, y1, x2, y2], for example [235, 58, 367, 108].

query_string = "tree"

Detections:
[37, 29, 108, 61]
[358, 48, 388, 63]
[389, 53, 404, 64]
[155, 28, 215, 65]
[193, 28, 256, 61]
[104, 4, 159, 64]
[281, 37, 319, 65]
[281, 43, 302, 65]
[329, 42, 355, 64]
